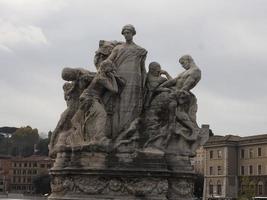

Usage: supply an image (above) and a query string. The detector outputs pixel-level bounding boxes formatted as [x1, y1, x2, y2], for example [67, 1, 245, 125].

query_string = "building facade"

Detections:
[203, 134, 267, 200]
[192, 146, 205, 175]
[9, 155, 53, 193]
[0, 155, 11, 192]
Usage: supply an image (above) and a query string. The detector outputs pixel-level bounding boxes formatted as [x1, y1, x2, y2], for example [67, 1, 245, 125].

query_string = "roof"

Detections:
[10, 155, 52, 162]
[204, 134, 267, 147]
[207, 135, 240, 142]
[0, 155, 12, 159]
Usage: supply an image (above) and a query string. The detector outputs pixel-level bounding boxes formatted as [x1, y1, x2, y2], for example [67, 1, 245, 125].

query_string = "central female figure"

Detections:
[107, 24, 147, 136]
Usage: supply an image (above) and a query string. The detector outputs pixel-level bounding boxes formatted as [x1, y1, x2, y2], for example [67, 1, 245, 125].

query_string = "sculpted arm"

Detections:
[160, 70, 172, 80]
[107, 47, 119, 63]
[181, 71, 201, 91]
[160, 78, 176, 88]
[141, 53, 147, 88]
[100, 75, 118, 93]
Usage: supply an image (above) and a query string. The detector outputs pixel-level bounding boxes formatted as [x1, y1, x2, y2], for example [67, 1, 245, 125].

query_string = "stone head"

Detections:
[179, 55, 194, 70]
[97, 40, 116, 56]
[62, 68, 79, 81]
[121, 24, 136, 42]
[148, 62, 161, 76]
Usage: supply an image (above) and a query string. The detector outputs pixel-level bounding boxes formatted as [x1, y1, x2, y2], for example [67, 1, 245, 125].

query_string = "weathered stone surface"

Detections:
[49, 167, 197, 200]
[48, 24, 209, 200]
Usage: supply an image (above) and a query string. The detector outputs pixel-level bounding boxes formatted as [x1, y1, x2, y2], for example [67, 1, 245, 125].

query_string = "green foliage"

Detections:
[194, 173, 204, 198]
[10, 126, 40, 157]
[33, 174, 51, 194]
[238, 176, 256, 200]
[36, 138, 49, 156]
[0, 126, 18, 134]
[0, 126, 52, 157]
[0, 136, 11, 155]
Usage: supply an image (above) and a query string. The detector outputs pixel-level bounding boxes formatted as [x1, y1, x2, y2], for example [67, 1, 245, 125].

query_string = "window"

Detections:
[218, 166, 222, 175]
[258, 148, 262, 157]
[249, 149, 253, 158]
[217, 150, 222, 159]
[41, 164, 45, 168]
[210, 151, 213, 159]
[258, 182, 263, 195]
[241, 166, 245, 175]
[241, 149, 245, 159]
[258, 165, 262, 175]
[217, 181, 222, 195]
[241, 184, 245, 192]
[24, 163, 27, 167]
[33, 162, 37, 167]
[249, 165, 253, 175]
[210, 167, 213, 175]
[13, 169, 16, 175]
[23, 170, 26, 175]
[209, 183, 213, 195]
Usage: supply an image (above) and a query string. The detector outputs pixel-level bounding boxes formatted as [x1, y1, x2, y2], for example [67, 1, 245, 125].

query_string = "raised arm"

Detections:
[107, 46, 119, 63]
[100, 75, 118, 93]
[160, 70, 172, 80]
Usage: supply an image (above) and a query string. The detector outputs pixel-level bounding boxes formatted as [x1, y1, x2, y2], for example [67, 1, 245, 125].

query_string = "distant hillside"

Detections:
[0, 126, 18, 134]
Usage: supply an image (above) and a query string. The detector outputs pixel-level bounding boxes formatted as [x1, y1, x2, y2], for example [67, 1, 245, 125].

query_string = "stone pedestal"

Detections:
[49, 150, 196, 200]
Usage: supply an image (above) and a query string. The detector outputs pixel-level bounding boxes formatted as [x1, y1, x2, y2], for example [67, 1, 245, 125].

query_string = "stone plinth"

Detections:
[49, 151, 196, 200]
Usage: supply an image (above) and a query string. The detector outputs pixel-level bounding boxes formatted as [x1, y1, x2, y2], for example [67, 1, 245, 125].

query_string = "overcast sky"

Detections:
[0, 0, 267, 137]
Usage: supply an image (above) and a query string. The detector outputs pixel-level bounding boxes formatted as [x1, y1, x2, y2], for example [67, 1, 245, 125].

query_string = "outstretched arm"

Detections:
[160, 78, 176, 88]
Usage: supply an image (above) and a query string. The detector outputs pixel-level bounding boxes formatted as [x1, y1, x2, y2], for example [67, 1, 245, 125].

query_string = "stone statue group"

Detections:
[48, 24, 209, 161]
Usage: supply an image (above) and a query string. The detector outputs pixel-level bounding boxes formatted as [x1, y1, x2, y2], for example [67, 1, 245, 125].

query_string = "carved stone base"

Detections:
[49, 168, 195, 200]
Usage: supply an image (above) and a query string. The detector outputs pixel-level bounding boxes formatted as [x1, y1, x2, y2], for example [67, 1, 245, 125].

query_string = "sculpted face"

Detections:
[179, 58, 190, 70]
[122, 29, 134, 42]
[149, 63, 161, 76]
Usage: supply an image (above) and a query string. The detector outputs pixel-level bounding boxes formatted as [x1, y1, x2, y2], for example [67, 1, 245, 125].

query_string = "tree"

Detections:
[194, 173, 204, 198]
[33, 174, 51, 194]
[10, 126, 39, 157]
[238, 176, 256, 200]
[36, 138, 49, 156]
[0, 126, 18, 134]
[0, 136, 11, 155]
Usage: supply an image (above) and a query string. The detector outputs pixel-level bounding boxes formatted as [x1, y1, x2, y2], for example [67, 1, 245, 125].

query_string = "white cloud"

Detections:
[0, 0, 68, 51]
[0, 19, 48, 50]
